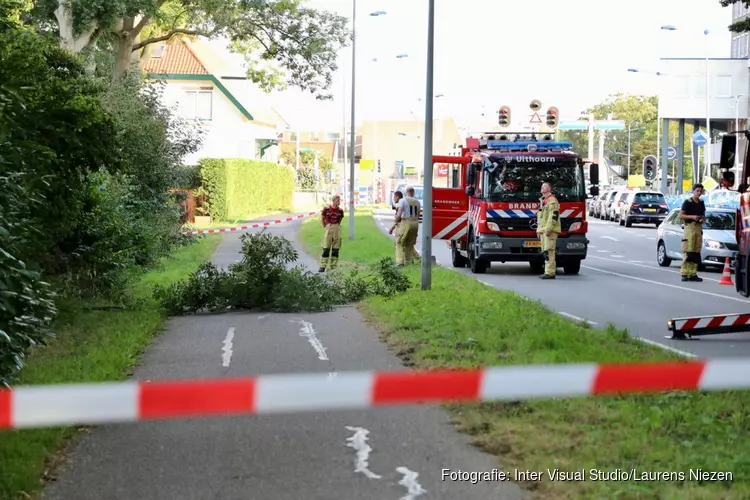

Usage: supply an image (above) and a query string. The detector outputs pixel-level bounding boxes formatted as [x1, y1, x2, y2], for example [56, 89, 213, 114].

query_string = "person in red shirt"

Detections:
[319, 195, 345, 272]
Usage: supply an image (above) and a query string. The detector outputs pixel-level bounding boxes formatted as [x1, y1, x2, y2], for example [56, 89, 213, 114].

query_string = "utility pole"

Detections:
[420, 0, 435, 290]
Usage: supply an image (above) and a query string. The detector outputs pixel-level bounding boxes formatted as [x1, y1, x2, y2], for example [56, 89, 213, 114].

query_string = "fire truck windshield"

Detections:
[483, 158, 585, 202]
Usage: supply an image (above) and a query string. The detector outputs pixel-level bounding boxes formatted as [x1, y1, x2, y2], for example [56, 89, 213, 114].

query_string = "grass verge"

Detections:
[0, 235, 222, 500]
[299, 212, 750, 500]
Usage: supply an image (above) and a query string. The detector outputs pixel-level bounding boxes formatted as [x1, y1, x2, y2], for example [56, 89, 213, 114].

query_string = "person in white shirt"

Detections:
[393, 186, 421, 265]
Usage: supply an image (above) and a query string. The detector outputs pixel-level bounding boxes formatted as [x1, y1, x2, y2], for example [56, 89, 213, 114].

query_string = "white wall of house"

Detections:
[157, 80, 279, 165]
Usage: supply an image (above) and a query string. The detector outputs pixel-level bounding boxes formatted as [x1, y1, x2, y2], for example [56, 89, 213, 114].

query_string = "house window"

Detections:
[182, 87, 213, 121]
[289, 132, 297, 141]
[152, 43, 166, 58]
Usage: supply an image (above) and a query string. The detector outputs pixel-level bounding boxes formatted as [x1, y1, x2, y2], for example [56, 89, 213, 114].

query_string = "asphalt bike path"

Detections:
[41, 220, 524, 500]
[373, 209, 750, 359]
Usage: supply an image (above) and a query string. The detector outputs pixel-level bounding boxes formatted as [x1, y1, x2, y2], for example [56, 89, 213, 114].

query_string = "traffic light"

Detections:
[546, 107, 559, 128]
[643, 155, 656, 180]
[498, 106, 511, 127]
[377, 160, 381, 173]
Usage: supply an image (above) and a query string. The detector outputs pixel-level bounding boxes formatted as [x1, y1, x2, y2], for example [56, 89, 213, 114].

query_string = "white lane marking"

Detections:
[258, 315, 267, 319]
[588, 245, 596, 248]
[291, 319, 328, 360]
[648, 237, 656, 240]
[636, 337, 697, 358]
[610, 254, 624, 258]
[345, 426, 382, 479]
[588, 255, 720, 283]
[221, 327, 235, 367]
[397, 467, 427, 499]
[601, 236, 620, 241]
[581, 265, 749, 303]
[629, 260, 644, 263]
[558, 312, 597, 325]
[596, 250, 607, 253]
[328, 372, 338, 379]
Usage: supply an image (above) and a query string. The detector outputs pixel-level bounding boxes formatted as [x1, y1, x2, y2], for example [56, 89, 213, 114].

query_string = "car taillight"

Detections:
[631, 203, 640, 208]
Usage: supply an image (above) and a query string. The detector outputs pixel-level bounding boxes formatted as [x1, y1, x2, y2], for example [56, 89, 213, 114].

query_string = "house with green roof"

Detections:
[141, 37, 289, 165]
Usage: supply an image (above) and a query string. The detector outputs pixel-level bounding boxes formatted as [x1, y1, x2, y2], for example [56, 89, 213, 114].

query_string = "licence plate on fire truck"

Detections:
[523, 240, 541, 248]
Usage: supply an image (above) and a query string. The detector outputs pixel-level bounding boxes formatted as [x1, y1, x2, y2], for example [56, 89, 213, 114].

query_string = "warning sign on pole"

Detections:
[529, 113, 542, 124]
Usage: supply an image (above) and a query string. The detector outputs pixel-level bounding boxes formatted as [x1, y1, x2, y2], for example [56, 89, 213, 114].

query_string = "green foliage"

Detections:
[153, 230, 410, 315]
[279, 149, 334, 190]
[0, 18, 204, 384]
[722, 1, 750, 33]
[199, 158, 294, 221]
[29, 0, 351, 98]
[559, 93, 695, 181]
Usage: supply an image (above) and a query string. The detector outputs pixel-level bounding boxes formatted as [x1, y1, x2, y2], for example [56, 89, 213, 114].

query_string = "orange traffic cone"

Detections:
[719, 257, 734, 286]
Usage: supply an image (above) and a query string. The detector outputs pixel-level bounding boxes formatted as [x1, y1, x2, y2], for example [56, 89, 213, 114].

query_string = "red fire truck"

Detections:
[431, 132, 600, 274]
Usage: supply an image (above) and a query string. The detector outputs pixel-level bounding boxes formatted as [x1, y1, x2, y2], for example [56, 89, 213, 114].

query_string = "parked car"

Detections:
[598, 190, 617, 220]
[609, 190, 629, 222]
[619, 190, 669, 227]
[390, 184, 424, 221]
[707, 189, 740, 207]
[589, 192, 606, 217]
[656, 207, 738, 269]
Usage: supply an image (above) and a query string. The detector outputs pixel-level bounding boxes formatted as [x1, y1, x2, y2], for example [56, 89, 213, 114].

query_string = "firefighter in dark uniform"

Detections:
[319, 195, 344, 272]
[679, 183, 706, 282]
[537, 182, 561, 279]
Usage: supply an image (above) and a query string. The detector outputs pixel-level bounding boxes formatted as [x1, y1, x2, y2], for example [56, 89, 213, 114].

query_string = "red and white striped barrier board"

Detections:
[2, 360, 749, 429]
[181, 212, 319, 235]
[668, 313, 750, 338]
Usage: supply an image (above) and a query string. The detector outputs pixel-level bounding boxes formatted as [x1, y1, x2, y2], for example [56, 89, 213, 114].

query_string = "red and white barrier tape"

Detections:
[1, 360, 749, 429]
[181, 212, 319, 235]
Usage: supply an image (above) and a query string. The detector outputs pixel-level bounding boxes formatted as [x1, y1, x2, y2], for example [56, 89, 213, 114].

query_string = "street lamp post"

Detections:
[348, 0, 357, 240]
[420, 0, 435, 290]
[736, 94, 745, 173]
[627, 68, 666, 188]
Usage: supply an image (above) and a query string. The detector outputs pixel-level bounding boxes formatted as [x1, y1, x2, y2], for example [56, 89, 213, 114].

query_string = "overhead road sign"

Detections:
[594, 120, 626, 131]
[558, 120, 589, 130]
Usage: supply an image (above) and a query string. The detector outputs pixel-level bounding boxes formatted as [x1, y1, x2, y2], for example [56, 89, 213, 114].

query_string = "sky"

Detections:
[210, 0, 734, 131]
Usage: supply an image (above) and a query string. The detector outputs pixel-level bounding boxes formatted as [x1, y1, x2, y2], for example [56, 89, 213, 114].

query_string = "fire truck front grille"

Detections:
[486, 218, 582, 232]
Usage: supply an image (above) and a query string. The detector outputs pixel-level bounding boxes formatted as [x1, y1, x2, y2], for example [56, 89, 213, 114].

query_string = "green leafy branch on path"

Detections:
[153, 230, 411, 315]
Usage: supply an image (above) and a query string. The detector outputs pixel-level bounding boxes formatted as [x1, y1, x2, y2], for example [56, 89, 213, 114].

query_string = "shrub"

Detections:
[153, 230, 410, 315]
[199, 158, 295, 221]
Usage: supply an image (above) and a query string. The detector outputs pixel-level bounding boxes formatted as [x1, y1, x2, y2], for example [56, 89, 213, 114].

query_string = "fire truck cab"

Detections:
[430, 132, 600, 275]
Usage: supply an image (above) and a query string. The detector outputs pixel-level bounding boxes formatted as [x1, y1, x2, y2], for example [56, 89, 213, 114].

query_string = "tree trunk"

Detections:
[54, 0, 96, 53]
[114, 34, 137, 78]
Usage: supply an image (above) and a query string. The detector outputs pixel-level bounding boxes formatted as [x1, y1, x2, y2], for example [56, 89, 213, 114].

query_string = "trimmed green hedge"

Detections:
[199, 158, 294, 221]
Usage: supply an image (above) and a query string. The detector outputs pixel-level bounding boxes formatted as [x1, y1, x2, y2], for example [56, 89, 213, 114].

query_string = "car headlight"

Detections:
[487, 221, 500, 231]
[704, 240, 724, 249]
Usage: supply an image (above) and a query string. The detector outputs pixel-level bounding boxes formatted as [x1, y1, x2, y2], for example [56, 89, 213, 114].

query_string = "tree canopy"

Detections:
[28, 0, 350, 99]
[721, 0, 750, 33]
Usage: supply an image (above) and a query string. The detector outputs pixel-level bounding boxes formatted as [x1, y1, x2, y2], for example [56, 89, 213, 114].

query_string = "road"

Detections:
[41, 219, 524, 500]
[373, 209, 750, 359]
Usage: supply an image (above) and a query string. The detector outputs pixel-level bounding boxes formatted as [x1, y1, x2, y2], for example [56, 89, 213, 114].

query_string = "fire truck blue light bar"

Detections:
[486, 141, 573, 151]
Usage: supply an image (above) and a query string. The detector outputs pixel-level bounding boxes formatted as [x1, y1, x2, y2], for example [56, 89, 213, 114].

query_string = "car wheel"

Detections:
[619, 217, 625, 226]
[657, 241, 672, 267]
[625, 218, 632, 228]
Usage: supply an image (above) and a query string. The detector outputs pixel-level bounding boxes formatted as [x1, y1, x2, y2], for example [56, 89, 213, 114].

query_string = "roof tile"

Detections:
[142, 40, 209, 75]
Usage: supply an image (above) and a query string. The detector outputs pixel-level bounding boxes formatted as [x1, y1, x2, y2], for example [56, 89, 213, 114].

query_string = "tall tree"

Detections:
[30, 0, 350, 99]
[721, 0, 750, 32]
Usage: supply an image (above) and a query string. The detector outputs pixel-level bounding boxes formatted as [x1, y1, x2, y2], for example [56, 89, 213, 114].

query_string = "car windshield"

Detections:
[483, 158, 585, 202]
[709, 190, 740, 205]
[704, 211, 735, 230]
[634, 193, 665, 204]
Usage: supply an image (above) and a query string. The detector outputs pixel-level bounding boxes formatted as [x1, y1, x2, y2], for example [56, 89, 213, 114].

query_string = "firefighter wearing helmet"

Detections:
[537, 182, 561, 279]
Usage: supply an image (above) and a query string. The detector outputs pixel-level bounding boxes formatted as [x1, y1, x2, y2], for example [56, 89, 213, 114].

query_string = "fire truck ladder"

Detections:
[666, 312, 750, 340]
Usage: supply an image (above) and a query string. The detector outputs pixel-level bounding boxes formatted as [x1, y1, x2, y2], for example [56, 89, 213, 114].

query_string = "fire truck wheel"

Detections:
[562, 260, 581, 275]
[468, 232, 487, 274]
[451, 241, 468, 268]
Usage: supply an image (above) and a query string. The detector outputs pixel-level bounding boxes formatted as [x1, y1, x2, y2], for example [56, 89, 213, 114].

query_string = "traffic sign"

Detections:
[693, 130, 707, 147]
[667, 146, 677, 161]
[558, 120, 588, 130]
[593, 120, 626, 131]
[529, 112, 542, 124]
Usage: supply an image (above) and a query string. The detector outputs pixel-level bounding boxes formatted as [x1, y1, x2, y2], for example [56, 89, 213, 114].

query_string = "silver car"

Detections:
[656, 208, 738, 269]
